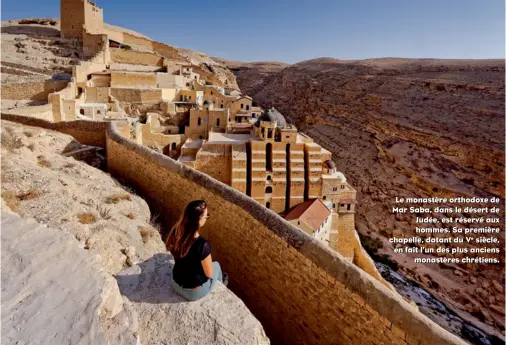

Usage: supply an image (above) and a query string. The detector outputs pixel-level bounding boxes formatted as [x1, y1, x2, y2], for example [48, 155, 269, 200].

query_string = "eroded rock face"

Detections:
[115, 253, 270, 345]
[1, 211, 138, 345]
[1, 120, 166, 274]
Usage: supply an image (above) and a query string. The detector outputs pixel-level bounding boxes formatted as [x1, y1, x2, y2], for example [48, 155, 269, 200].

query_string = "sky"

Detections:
[2, 0, 505, 63]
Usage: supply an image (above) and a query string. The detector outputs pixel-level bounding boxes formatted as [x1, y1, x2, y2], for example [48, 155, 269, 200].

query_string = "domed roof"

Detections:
[323, 160, 336, 169]
[254, 107, 287, 127]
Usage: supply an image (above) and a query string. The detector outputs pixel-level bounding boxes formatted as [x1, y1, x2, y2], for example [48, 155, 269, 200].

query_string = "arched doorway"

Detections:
[266, 202, 270, 209]
[265, 186, 272, 194]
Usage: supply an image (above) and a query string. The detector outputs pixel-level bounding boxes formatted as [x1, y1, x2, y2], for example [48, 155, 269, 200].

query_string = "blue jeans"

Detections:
[171, 261, 223, 301]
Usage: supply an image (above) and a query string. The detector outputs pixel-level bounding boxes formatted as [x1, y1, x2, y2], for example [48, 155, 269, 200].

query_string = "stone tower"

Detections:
[60, 0, 104, 39]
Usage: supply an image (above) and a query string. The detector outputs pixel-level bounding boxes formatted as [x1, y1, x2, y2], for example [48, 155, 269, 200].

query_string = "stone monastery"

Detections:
[51, 0, 372, 268]
[54, 0, 373, 267]
[0, 1, 473, 344]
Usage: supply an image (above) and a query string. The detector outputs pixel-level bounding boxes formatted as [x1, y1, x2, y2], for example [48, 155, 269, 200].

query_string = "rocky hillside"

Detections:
[1, 120, 269, 345]
[222, 57, 506, 339]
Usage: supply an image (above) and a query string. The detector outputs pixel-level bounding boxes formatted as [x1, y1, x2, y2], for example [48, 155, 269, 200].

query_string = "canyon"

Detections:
[218, 56, 505, 341]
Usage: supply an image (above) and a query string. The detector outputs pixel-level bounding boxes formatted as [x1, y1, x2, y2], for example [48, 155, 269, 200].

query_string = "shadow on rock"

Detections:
[1, 25, 60, 37]
[114, 252, 188, 304]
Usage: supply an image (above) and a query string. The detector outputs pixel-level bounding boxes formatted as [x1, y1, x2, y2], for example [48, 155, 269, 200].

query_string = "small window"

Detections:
[96, 110, 101, 115]
[340, 204, 345, 208]
[197, 117, 201, 126]
[194, 76, 197, 79]
[241, 103, 244, 109]
[186, 83, 190, 87]
[171, 142, 177, 150]
[199, 135, 203, 139]
[341, 185, 345, 189]
[323, 196, 326, 200]
[333, 203, 336, 209]
[80, 109, 85, 115]
[266, 202, 271, 209]
[189, 96, 191, 100]
[265, 186, 272, 194]
[246, 105, 250, 110]
[220, 104, 223, 108]
[216, 118, 220, 127]
[347, 204, 351, 211]
[267, 175, 271, 181]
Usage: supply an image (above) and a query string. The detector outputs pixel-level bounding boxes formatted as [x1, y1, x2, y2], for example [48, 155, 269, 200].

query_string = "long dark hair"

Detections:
[165, 200, 207, 258]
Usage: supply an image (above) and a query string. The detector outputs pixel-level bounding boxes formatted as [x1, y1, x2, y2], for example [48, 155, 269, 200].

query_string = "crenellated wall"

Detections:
[1, 114, 468, 345]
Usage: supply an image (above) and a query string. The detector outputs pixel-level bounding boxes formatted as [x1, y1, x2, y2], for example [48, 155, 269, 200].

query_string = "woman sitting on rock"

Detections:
[165, 200, 228, 301]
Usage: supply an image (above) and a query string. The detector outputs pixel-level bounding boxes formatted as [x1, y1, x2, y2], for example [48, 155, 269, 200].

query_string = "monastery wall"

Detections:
[60, 0, 85, 39]
[82, 32, 108, 60]
[110, 88, 162, 103]
[110, 48, 164, 67]
[194, 144, 232, 185]
[2, 80, 68, 101]
[110, 72, 157, 87]
[0, 114, 467, 345]
[83, 0, 103, 34]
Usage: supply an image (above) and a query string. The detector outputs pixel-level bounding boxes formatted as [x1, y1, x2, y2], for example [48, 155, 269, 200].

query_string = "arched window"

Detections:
[171, 142, 177, 151]
[216, 118, 220, 127]
[267, 175, 271, 181]
[246, 105, 250, 111]
[266, 202, 270, 209]
[265, 186, 272, 194]
[197, 117, 201, 126]
[220, 104, 224, 108]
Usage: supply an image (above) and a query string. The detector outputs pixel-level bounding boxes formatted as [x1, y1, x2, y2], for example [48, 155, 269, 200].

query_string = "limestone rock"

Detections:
[1, 211, 137, 345]
[115, 253, 270, 345]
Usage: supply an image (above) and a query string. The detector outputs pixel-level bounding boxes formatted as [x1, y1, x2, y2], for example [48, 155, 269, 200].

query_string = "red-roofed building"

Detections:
[285, 199, 332, 245]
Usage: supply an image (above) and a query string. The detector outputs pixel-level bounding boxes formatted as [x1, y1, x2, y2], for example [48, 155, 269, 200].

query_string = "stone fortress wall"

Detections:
[1, 113, 467, 345]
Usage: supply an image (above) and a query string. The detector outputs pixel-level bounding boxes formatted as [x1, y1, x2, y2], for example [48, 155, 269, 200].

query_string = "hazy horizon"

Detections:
[2, 0, 504, 64]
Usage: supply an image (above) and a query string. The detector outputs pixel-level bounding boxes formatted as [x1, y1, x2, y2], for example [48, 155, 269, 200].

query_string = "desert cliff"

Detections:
[221, 57, 506, 339]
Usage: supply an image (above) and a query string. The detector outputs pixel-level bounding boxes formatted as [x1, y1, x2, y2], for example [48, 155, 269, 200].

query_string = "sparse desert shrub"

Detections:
[2, 190, 22, 214]
[97, 205, 112, 220]
[138, 226, 159, 244]
[37, 156, 52, 168]
[77, 213, 96, 224]
[1, 132, 24, 151]
[17, 188, 42, 201]
[105, 194, 131, 204]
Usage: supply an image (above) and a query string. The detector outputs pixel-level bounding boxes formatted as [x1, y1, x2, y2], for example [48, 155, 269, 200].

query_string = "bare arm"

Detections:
[201, 254, 213, 278]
